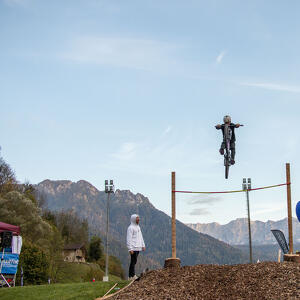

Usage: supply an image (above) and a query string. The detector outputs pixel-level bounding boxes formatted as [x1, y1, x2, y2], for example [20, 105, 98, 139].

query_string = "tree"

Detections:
[0, 157, 17, 194]
[88, 236, 103, 262]
[0, 191, 52, 247]
[55, 210, 89, 245]
[18, 242, 50, 285]
[0, 156, 72, 284]
[98, 255, 125, 279]
[46, 225, 64, 283]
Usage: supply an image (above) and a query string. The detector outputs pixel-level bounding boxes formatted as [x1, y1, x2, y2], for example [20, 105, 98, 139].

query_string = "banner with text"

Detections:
[0, 253, 19, 274]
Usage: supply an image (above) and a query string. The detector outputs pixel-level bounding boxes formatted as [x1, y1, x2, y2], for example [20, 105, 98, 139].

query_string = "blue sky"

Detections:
[1, 0, 300, 225]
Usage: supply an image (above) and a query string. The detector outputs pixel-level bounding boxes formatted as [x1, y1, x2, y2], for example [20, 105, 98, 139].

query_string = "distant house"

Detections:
[63, 244, 87, 263]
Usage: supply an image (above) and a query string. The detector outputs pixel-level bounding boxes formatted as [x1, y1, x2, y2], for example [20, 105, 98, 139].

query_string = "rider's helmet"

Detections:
[223, 115, 231, 124]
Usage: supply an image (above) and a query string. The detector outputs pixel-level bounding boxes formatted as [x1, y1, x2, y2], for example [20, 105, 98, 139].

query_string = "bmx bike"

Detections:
[223, 124, 243, 179]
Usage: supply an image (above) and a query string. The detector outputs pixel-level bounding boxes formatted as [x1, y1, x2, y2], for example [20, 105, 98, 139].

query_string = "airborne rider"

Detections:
[215, 115, 241, 165]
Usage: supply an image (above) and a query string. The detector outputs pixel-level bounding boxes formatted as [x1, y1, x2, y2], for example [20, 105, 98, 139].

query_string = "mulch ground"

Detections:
[110, 262, 300, 300]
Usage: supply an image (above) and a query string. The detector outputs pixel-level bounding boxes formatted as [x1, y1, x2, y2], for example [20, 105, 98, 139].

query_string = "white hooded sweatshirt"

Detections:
[126, 214, 145, 252]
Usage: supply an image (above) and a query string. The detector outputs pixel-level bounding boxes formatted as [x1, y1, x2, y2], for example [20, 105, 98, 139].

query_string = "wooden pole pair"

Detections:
[170, 164, 294, 260]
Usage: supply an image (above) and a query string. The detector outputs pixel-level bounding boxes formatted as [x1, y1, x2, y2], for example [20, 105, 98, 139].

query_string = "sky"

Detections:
[1, 0, 300, 225]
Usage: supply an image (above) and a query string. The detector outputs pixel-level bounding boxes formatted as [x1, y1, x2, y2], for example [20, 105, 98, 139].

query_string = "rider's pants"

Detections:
[220, 141, 235, 160]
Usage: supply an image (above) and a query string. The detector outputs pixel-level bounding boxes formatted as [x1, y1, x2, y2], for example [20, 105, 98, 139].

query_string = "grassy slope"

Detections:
[54, 262, 104, 283]
[46, 261, 124, 284]
[0, 280, 129, 300]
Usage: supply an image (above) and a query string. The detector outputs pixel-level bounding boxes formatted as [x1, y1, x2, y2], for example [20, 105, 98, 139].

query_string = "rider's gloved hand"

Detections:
[235, 124, 240, 128]
[215, 124, 221, 129]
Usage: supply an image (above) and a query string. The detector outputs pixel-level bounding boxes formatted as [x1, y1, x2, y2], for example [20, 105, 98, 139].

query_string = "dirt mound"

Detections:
[111, 262, 299, 299]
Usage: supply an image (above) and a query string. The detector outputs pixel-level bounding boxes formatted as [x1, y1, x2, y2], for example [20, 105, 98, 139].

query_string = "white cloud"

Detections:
[187, 195, 223, 205]
[215, 51, 226, 64]
[189, 208, 211, 216]
[253, 204, 286, 215]
[162, 125, 172, 135]
[111, 142, 137, 161]
[62, 36, 180, 71]
[107, 138, 186, 176]
[102, 123, 219, 179]
[240, 82, 300, 93]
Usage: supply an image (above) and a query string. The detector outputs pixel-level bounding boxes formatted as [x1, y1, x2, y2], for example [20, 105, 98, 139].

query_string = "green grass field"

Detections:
[53, 261, 105, 283]
[0, 280, 129, 300]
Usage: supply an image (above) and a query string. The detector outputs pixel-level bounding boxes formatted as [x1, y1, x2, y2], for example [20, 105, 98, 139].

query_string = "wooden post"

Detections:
[286, 163, 293, 254]
[164, 172, 181, 268]
[171, 171, 176, 258]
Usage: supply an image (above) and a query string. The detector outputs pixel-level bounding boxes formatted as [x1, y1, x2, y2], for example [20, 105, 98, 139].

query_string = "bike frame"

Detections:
[224, 124, 232, 179]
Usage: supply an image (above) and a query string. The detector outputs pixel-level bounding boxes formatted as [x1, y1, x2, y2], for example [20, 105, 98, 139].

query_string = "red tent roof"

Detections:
[0, 222, 20, 235]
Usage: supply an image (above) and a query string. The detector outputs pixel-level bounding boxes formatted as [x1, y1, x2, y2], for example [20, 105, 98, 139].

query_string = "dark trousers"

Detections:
[129, 251, 139, 277]
[221, 141, 236, 159]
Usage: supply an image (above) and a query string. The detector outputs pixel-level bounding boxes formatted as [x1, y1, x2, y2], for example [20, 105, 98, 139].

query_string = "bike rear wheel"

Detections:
[224, 148, 230, 179]
[225, 159, 229, 179]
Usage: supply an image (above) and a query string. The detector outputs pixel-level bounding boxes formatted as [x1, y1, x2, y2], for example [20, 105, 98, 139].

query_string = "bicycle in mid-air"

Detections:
[223, 123, 243, 179]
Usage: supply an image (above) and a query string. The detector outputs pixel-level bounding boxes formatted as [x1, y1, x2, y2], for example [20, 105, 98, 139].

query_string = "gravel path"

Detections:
[111, 262, 300, 300]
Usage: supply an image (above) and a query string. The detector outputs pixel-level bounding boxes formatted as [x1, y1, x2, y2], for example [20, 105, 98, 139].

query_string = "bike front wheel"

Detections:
[225, 162, 229, 179]
[224, 149, 230, 179]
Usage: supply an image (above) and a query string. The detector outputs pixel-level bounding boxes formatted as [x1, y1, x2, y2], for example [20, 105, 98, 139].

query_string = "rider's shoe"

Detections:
[230, 159, 235, 165]
[219, 148, 224, 155]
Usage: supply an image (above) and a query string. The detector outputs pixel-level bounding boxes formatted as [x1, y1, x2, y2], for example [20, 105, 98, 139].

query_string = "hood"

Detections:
[130, 214, 139, 225]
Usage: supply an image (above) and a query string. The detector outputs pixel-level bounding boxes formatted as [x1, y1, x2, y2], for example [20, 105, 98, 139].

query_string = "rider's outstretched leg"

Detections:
[230, 142, 236, 165]
[219, 141, 225, 155]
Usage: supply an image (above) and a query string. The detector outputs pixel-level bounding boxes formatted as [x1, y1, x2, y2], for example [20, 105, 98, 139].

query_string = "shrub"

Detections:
[18, 242, 50, 285]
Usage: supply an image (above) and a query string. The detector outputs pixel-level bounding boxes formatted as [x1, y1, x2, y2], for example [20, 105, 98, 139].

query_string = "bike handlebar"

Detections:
[215, 124, 244, 128]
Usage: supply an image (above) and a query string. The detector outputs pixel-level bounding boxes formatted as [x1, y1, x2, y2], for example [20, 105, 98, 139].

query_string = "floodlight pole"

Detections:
[103, 180, 114, 282]
[243, 178, 253, 263]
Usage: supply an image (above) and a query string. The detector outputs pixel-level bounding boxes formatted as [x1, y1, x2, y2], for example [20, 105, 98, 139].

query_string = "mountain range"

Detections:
[186, 217, 300, 245]
[36, 179, 249, 273]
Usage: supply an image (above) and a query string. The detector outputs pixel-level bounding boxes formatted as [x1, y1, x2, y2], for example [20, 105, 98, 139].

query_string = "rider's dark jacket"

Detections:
[217, 123, 236, 142]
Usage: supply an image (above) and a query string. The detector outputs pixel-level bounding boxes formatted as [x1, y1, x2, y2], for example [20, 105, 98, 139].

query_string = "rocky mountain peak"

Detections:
[75, 180, 99, 196]
[187, 217, 300, 245]
[114, 189, 152, 206]
[37, 179, 73, 195]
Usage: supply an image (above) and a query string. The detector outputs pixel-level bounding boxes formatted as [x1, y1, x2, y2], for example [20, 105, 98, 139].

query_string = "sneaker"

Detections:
[230, 159, 235, 165]
[132, 275, 138, 280]
[219, 148, 224, 155]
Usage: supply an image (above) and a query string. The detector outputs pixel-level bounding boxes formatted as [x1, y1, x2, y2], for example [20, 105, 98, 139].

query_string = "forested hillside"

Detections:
[0, 156, 124, 285]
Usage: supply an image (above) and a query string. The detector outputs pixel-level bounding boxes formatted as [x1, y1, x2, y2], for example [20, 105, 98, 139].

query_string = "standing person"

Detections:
[126, 214, 146, 280]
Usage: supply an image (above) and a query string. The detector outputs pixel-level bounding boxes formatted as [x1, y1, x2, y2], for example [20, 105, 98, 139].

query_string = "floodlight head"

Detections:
[248, 178, 251, 183]
[105, 180, 108, 186]
[110, 185, 115, 193]
[243, 178, 246, 183]
[110, 180, 113, 185]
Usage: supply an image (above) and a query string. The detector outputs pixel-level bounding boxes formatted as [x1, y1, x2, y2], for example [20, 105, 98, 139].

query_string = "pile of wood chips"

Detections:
[110, 262, 300, 299]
